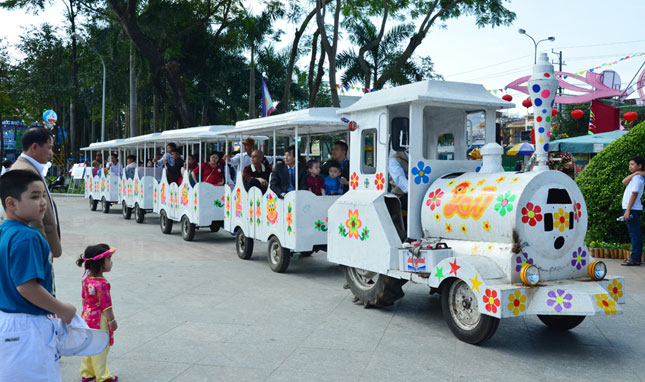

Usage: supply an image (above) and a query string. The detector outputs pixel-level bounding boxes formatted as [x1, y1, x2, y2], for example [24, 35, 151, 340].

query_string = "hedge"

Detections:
[575, 121, 645, 243]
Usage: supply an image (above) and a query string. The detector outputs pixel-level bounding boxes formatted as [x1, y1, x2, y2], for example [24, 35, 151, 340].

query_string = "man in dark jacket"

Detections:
[164, 148, 184, 184]
[243, 150, 272, 192]
[270, 145, 307, 198]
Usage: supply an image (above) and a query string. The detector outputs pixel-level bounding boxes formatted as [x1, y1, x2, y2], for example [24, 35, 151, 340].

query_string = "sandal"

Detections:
[81, 378, 96, 382]
[103, 377, 118, 382]
[621, 260, 641, 266]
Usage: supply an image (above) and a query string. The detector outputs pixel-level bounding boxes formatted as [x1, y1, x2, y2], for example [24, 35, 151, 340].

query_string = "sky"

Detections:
[1, 0, 643, 116]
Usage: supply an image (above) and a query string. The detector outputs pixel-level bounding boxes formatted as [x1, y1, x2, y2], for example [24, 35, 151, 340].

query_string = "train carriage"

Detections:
[82, 139, 125, 213]
[220, 108, 349, 272]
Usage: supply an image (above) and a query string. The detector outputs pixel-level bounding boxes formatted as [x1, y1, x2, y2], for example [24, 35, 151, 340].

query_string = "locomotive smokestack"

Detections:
[528, 53, 558, 172]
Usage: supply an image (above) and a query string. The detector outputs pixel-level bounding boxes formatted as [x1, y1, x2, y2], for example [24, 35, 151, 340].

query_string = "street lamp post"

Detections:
[75, 33, 106, 142]
[518, 29, 555, 64]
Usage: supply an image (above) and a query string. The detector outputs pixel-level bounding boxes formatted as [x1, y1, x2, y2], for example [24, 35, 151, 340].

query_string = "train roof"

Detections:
[81, 139, 126, 151]
[152, 125, 234, 142]
[119, 132, 162, 147]
[221, 108, 348, 137]
[338, 80, 515, 114]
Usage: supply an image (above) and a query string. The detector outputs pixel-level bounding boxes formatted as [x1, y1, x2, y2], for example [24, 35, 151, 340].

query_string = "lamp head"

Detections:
[548, 36, 556, 41]
[518, 28, 526, 34]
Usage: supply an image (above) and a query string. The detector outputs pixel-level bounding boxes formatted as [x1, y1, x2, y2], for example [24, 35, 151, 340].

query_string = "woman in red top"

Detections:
[191, 152, 225, 186]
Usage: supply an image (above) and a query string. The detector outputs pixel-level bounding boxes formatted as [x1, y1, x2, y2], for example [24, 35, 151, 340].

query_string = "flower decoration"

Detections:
[364, 178, 370, 189]
[553, 208, 569, 232]
[249, 200, 254, 224]
[314, 219, 328, 232]
[521, 203, 543, 227]
[476, 179, 486, 186]
[483, 289, 501, 314]
[286, 202, 293, 235]
[595, 294, 616, 315]
[374, 173, 385, 190]
[496, 176, 506, 183]
[483, 221, 491, 232]
[359, 227, 370, 241]
[452, 181, 470, 195]
[425, 188, 444, 211]
[485, 243, 494, 252]
[350, 172, 359, 190]
[510, 177, 520, 184]
[256, 199, 261, 226]
[494, 191, 516, 217]
[571, 247, 587, 270]
[346, 209, 362, 239]
[471, 245, 480, 254]
[225, 194, 230, 217]
[445, 223, 452, 233]
[515, 252, 534, 272]
[546, 289, 573, 313]
[447, 180, 455, 187]
[607, 279, 623, 301]
[434, 213, 441, 222]
[507, 290, 526, 316]
[338, 223, 348, 237]
[573, 201, 582, 223]
[460, 224, 468, 234]
[411, 161, 431, 184]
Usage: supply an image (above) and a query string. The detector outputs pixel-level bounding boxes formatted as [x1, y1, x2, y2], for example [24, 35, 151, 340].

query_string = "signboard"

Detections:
[592, 143, 604, 153]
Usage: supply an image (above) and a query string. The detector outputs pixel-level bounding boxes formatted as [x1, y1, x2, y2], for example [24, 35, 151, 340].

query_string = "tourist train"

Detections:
[81, 54, 625, 344]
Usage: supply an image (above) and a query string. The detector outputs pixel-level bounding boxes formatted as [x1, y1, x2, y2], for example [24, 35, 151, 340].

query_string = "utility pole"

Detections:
[552, 49, 564, 111]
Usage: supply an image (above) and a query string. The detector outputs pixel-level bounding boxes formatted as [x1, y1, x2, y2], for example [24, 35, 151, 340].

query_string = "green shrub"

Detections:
[576, 121, 645, 243]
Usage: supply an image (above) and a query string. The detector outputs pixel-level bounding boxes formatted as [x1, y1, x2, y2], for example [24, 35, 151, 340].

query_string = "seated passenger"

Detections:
[192, 152, 225, 186]
[305, 159, 325, 195]
[164, 148, 184, 184]
[324, 164, 343, 195]
[186, 154, 198, 172]
[321, 140, 350, 192]
[388, 146, 409, 209]
[243, 150, 271, 192]
[270, 145, 307, 198]
[125, 154, 137, 179]
[105, 153, 122, 177]
[146, 160, 154, 168]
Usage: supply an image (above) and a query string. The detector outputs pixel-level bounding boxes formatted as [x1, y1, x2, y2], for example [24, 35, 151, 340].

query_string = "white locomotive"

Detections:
[328, 54, 624, 344]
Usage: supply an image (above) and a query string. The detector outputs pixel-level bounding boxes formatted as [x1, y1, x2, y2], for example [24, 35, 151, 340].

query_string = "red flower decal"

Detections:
[573, 201, 581, 223]
[350, 172, 359, 190]
[483, 289, 501, 314]
[425, 188, 444, 211]
[521, 203, 543, 227]
[374, 173, 385, 190]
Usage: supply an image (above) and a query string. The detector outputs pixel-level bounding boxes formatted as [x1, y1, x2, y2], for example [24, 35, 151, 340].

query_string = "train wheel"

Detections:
[159, 210, 173, 234]
[537, 315, 585, 331]
[89, 196, 98, 211]
[181, 215, 196, 241]
[135, 204, 145, 223]
[122, 202, 132, 220]
[209, 222, 222, 232]
[343, 266, 406, 308]
[101, 197, 110, 213]
[441, 278, 499, 344]
[235, 229, 254, 260]
[267, 237, 290, 273]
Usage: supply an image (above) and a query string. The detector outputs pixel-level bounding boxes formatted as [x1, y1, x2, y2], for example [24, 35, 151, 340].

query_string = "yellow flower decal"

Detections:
[445, 223, 453, 233]
[434, 213, 441, 222]
[447, 180, 455, 187]
[595, 294, 616, 315]
[460, 224, 468, 234]
[511, 177, 520, 183]
[507, 290, 526, 316]
[553, 208, 569, 232]
[607, 279, 623, 301]
[477, 179, 486, 186]
[496, 176, 506, 183]
[485, 243, 494, 252]
[471, 244, 480, 254]
[483, 221, 491, 232]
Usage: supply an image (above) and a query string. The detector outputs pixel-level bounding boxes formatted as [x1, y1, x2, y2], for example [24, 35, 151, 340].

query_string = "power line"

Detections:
[552, 39, 645, 50]
[445, 54, 531, 78]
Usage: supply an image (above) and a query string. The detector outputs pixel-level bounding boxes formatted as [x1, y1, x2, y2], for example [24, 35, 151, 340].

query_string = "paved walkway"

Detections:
[53, 196, 645, 381]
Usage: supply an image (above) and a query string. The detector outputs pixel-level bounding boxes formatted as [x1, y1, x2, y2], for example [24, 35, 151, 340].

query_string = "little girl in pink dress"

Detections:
[76, 244, 118, 382]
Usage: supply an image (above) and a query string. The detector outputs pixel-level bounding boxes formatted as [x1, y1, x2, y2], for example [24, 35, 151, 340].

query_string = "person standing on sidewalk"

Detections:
[621, 156, 645, 266]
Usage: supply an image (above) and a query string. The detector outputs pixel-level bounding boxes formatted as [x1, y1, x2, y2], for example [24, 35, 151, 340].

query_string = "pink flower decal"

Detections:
[425, 188, 444, 211]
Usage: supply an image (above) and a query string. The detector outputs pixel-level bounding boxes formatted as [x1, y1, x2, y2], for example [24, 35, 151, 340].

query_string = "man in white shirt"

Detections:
[388, 147, 409, 206]
[105, 153, 123, 177]
[620, 155, 644, 266]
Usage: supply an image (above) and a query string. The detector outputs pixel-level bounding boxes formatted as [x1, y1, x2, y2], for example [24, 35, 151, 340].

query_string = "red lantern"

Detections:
[552, 108, 558, 117]
[623, 111, 638, 122]
[571, 109, 584, 119]
[348, 121, 358, 131]
[502, 94, 513, 102]
[522, 99, 532, 108]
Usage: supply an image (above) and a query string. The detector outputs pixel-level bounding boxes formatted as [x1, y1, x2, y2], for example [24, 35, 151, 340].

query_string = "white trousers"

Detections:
[0, 310, 61, 382]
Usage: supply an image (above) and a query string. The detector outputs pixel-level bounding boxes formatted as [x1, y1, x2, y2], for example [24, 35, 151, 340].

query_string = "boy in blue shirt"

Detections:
[0, 170, 76, 382]
[324, 163, 344, 195]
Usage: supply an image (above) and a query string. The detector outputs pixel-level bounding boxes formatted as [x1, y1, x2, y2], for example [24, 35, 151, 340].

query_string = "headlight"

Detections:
[520, 264, 540, 286]
[587, 261, 606, 281]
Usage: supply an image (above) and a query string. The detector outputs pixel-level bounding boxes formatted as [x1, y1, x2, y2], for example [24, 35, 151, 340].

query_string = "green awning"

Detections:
[549, 130, 627, 153]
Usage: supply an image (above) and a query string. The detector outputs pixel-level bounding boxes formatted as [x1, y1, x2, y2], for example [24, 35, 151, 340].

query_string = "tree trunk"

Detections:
[315, 0, 341, 107]
[358, 0, 388, 90]
[129, 41, 137, 137]
[68, 0, 78, 161]
[310, 36, 326, 107]
[248, 44, 256, 119]
[201, 103, 207, 125]
[307, 31, 319, 106]
[152, 91, 158, 132]
[90, 114, 96, 144]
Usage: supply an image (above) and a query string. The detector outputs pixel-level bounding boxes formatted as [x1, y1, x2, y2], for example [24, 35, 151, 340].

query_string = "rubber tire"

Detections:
[160, 210, 173, 234]
[209, 222, 222, 232]
[101, 198, 110, 213]
[342, 266, 407, 308]
[235, 229, 254, 260]
[441, 278, 500, 345]
[135, 204, 145, 223]
[181, 215, 196, 241]
[267, 236, 290, 273]
[89, 197, 98, 211]
[122, 202, 132, 220]
[537, 315, 585, 331]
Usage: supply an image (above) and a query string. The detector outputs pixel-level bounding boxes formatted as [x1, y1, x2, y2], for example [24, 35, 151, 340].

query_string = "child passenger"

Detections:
[325, 163, 344, 195]
[76, 244, 118, 382]
[306, 159, 326, 195]
[0, 170, 77, 382]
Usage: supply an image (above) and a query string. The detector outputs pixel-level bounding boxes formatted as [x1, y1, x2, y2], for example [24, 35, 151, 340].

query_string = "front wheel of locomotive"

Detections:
[342, 266, 406, 308]
[537, 315, 585, 331]
[441, 278, 499, 344]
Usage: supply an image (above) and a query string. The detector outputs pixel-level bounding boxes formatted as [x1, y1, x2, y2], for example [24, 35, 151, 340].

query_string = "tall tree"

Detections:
[315, 0, 341, 107]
